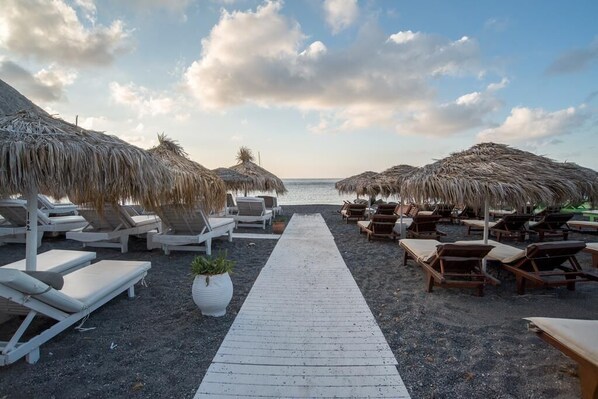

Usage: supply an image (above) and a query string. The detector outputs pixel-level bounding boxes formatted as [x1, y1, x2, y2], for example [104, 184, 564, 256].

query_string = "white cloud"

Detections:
[487, 77, 509, 91]
[184, 1, 485, 133]
[0, 0, 132, 67]
[484, 17, 509, 32]
[0, 59, 77, 102]
[477, 106, 587, 143]
[323, 0, 359, 34]
[109, 82, 176, 117]
[230, 134, 243, 142]
[74, 0, 97, 24]
[399, 89, 503, 136]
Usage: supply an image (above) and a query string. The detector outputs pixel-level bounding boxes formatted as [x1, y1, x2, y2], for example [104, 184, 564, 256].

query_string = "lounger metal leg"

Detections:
[25, 348, 40, 364]
[120, 236, 128, 253]
[516, 276, 526, 295]
[426, 274, 434, 292]
[128, 286, 135, 298]
[206, 238, 212, 256]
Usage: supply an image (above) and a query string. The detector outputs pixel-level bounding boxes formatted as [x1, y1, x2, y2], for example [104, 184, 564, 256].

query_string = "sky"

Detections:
[0, 0, 597, 178]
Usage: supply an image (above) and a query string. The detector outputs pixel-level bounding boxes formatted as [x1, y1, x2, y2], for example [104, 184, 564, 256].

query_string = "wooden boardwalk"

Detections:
[195, 214, 410, 398]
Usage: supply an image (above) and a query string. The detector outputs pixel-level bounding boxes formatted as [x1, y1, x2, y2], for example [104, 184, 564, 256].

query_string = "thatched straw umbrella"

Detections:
[229, 147, 287, 195]
[369, 164, 418, 197]
[402, 142, 592, 243]
[148, 134, 226, 213]
[0, 110, 175, 270]
[212, 167, 253, 193]
[335, 171, 380, 197]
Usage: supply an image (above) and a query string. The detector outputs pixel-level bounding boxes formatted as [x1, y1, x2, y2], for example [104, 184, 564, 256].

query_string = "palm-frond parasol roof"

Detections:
[229, 147, 287, 195]
[148, 134, 226, 212]
[0, 110, 174, 210]
[401, 142, 589, 208]
[335, 171, 380, 197]
[212, 167, 253, 192]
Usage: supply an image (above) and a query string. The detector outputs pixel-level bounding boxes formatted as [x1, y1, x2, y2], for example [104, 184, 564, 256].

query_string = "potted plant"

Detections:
[272, 215, 288, 234]
[190, 252, 235, 317]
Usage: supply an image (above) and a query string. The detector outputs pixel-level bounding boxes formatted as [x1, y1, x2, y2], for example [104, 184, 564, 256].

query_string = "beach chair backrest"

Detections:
[370, 214, 398, 234]
[257, 195, 276, 209]
[539, 213, 574, 229]
[226, 193, 236, 208]
[408, 214, 441, 233]
[429, 243, 494, 272]
[236, 197, 266, 216]
[37, 195, 55, 211]
[407, 205, 419, 218]
[78, 206, 125, 230]
[375, 204, 397, 215]
[494, 214, 531, 231]
[521, 241, 586, 271]
[158, 204, 209, 235]
[0, 199, 29, 226]
[347, 203, 367, 216]
[433, 204, 454, 218]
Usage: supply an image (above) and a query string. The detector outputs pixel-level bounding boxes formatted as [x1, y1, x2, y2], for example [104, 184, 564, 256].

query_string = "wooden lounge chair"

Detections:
[374, 203, 398, 215]
[234, 197, 273, 229]
[406, 214, 445, 239]
[341, 203, 367, 223]
[149, 204, 234, 255]
[583, 242, 598, 268]
[66, 205, 161, 253]
[357, 214, 399, 241]
[0, 260, 150, 365]
[500, 241, 598, 294]
[451, 206, 482, 224]
[0, 199, 87, 246]
[257, 195, 282, 217]
[432, 203, 454, 222]
[399, 239, 499, 296]
[528, 213, 573, 241]
[490, 214, 532, 242]
[567, 220, 598, 233]
[525, 317, 598, 399]
[532, 205, 562, 221]
[462, 219, 497, 235]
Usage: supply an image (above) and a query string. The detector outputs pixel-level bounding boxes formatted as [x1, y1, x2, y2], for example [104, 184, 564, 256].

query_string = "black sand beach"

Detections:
[1, 204, 597, 398]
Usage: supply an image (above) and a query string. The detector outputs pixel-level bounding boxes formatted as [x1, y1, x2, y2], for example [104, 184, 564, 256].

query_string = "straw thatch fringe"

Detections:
[0, 111, 175, 210]
[148, 134, 226, 212]
[401, 142, 597, 208]
[229, 146, 287, 195]
[370, 164, 418, 197]
[212, 167, 252, 192]
[335, 171, 379, 197]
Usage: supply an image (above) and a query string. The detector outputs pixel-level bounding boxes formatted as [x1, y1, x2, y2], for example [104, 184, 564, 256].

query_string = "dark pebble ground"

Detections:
[0, 204, 597, 398]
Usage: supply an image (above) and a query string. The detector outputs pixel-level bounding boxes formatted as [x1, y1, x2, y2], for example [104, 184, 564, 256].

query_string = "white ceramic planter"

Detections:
[192, 272, 233, 317]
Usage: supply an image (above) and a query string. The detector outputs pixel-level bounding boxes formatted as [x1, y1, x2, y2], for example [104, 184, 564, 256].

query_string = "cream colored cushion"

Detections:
[1, 250, 96, 273]
[525, 317, 598, 366]
[455, 239, 523, 262]
[399, 239, 441, 263]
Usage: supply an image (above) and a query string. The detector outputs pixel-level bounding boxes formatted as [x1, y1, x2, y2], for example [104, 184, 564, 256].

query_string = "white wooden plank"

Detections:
[195, 214, 410, 399]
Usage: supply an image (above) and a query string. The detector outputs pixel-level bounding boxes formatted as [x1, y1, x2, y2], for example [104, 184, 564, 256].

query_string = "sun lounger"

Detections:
[528, 213, 573, 241]
[358, 214, 399, 241]
[500, 241, 597, 294]
[525, 317, 598, 399]
[567, 220, 598, 233]
[406, 214, 445, 239]
[453, 239, 522, 263]
[0, 199, 87, 246]
[584, 242, 598, 268]
[451, 206, 482, 224]
[1, 250, 96, 274]
[257, 195, 282, 217]
[373, 203, 398, 215]
[234, 197, 273, 229]
[149, 204, 234, 255]
[490, 214, 532, 242]
[37, 195, 77, 216]
[399, 239, 499, 296]
[0, 260, 150, 365]
[340, 203, 367, 223]
[462, 219, 497, 235]
[66, 205, 160, 253]
[432, 203, 454, 222]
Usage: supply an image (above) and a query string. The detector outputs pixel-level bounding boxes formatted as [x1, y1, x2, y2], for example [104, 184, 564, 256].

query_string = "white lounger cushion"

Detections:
[462, 220, 497, 229]
[525, 317, 598, 366]
[0, 261, 150, 313]
[1, 250, 96, 273]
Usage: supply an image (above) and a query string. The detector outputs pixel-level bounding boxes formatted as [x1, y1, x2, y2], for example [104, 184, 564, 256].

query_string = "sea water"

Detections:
[246, 179, 341, 205]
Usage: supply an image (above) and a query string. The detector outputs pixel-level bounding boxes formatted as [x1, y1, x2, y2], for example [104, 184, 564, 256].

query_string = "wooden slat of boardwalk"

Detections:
[195, 214, 410, 398]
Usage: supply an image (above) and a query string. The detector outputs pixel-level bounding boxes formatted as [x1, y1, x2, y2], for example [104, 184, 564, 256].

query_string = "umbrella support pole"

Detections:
[25, 189, 38, 271]
[482, 199, 490, 272]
